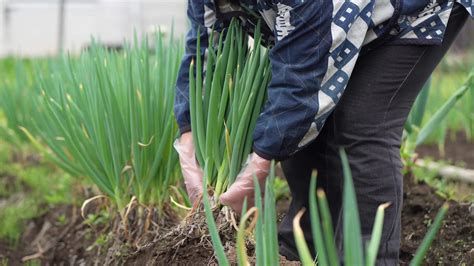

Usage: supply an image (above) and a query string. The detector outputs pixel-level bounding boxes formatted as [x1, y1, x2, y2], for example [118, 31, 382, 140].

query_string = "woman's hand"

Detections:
[174, 132, 204, 205]
[220, 153, 271, 214]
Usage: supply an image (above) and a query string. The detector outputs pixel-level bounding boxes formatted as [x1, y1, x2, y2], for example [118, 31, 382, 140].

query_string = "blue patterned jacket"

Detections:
[175, 0, 473, 160]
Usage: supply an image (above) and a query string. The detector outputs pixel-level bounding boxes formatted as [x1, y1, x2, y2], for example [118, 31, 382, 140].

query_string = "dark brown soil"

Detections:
[400, 174, 474, 265]
[0, 204, 102, 265]
[0, 175, 472, 265]
[122, 206, 236, 266]
[416, 131, 474, 169]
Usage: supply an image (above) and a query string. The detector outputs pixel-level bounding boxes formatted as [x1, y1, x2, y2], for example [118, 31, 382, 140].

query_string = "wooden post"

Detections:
[0, 0, 5, 57]
[57, 0, 66, 53]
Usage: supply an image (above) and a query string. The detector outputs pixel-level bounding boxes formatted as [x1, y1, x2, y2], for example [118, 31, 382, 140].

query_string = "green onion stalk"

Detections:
[20, 33, 183, 215]
[189, 19, 271, 197]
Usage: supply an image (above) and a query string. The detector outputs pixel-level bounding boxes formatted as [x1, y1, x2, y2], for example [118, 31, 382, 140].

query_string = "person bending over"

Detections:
[174, 0, 472, 264]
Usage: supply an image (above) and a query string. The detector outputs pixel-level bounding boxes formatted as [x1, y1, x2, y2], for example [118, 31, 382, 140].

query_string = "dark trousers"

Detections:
[278, 4, 468, 265]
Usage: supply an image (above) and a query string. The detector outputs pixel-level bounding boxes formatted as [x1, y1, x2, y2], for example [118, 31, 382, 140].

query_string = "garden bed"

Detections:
[0, 173, 472, 265]
[400, 174, 473, 265]
[417, 131, 474, 169]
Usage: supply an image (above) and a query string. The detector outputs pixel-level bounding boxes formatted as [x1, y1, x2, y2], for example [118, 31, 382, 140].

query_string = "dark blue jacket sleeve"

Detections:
[174, 0, 216, 135]
[252, 0, 333, 160]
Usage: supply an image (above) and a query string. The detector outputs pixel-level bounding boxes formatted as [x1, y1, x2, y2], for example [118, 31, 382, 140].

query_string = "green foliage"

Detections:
[189, 19, 271, 196]
[254, 161, 279, 266]
[86, 233, 110, 252]
[0, 59, 41, 145]
[340, 149, 363, 265]
[202, 161, 229, 266]
[404, 68, 474, 155]
[84, 211, 111, 227]
[204, 162, 280, 265]
[6, 33, 183, 211]
[0, 141, 76, 245]
[24, 260, 41, 266]
[0, 197, 38, 245]
[415, 67, 473, 144]
[18, 163, 75, 205]
[57, 214, 68, 226]
[416, 70, 473, 146]
[409, 203, 449, 266]
[273, 176, 291, 201]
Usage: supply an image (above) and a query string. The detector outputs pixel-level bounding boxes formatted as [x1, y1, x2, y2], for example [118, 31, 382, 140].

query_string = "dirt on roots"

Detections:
[123, 206, 233, 266]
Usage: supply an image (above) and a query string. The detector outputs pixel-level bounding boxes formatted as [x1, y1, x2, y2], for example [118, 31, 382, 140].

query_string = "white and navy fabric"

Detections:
[174, 0, 473, 160]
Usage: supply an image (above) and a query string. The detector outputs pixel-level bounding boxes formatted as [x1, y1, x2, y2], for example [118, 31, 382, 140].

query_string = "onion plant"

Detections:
[403, 68, 474, 156]
[203, 161, 279, 265]
[189, 19, 271, 196]
[293, 149, 449, 266]
[20, 33, 183, 213]
[0, 60, 38, 145]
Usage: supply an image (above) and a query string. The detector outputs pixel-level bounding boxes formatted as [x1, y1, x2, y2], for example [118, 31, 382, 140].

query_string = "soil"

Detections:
[416, 131, 474, 169]
[123, 208, 226, 266]
[400, 174, 474, 265]
[0, 175, 472, 265]
[0, 204, 100, 265]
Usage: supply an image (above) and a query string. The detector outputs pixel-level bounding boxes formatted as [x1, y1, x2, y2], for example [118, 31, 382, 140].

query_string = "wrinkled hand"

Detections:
[220, 153, 271, 214]
[174, 132, 203, 205]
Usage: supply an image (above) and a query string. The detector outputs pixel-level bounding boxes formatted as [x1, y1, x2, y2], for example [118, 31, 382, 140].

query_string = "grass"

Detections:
[0, 140, 78, 246]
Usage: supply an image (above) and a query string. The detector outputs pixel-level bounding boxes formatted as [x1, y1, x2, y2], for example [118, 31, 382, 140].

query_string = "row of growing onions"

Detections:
[15, 33, 183, 216]
[189, 19, 271, 197]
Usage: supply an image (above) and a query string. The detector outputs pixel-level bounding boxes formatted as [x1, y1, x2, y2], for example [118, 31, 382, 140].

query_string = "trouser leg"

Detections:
[278, 4, 468, 264]
[278, 129, 333, 260]
[328, 6, 467, 265]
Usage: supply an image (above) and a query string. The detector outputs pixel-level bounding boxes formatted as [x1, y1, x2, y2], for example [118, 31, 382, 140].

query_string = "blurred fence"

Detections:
[0, 0, 187, 57]
[0, 1, 472, 58]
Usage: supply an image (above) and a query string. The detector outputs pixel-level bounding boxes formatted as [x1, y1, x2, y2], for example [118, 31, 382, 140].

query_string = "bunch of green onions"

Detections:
[189, 19, 271, 196]
[21, 33, 183, 212]
[203, 163, 279, 266]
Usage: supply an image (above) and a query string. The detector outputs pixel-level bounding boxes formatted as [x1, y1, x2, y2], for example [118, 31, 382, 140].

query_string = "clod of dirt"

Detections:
[123, 205, 235, 266]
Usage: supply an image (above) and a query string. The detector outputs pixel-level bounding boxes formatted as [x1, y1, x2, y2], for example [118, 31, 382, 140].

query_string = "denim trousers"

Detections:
[278, 4, 468, 265]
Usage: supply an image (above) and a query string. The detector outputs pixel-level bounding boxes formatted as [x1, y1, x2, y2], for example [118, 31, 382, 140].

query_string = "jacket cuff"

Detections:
[179, 124, 192, 136]
[252, 144, 289, 162]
